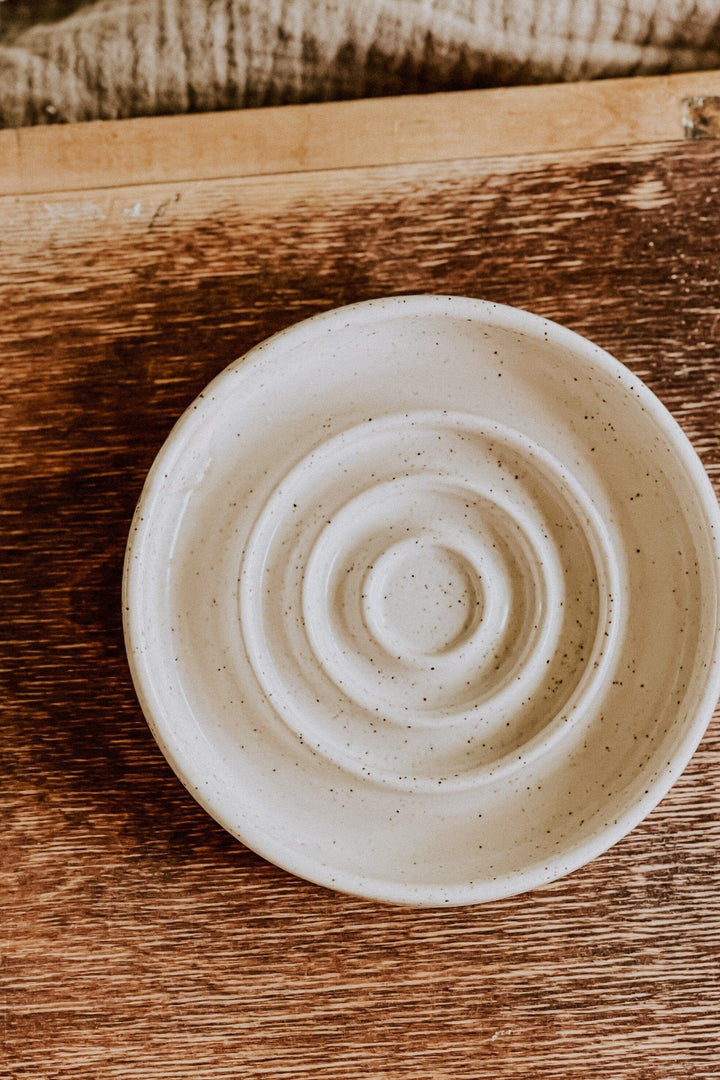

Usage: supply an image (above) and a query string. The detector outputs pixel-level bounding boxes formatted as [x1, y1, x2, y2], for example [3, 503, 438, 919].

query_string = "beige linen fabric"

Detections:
[0, 0, 719, 126]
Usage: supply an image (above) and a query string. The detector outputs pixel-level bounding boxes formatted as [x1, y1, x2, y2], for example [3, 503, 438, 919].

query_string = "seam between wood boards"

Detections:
[0, 137, 700, 203]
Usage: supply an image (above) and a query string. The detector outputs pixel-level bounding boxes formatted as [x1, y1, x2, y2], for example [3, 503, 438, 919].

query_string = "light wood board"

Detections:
[1, 69, 720, 195]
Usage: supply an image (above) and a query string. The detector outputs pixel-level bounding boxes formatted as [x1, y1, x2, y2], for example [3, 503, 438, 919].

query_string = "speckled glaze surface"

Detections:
[123, 296, 720, 906]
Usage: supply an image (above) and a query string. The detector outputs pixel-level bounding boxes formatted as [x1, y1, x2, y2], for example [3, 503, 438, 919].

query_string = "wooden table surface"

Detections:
[3, 71, 720, 1079]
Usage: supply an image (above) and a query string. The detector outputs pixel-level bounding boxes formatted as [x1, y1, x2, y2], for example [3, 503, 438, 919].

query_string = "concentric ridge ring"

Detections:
[239, 410, 624, 792]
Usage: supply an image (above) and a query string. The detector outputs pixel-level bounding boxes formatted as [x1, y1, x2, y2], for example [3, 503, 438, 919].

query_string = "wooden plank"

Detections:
[2, 69, 720, 197]
[2, 135, 720, 1078]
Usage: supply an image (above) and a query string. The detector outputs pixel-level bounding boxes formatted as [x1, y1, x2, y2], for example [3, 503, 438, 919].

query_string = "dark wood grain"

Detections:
[3, 137, 720, 1079]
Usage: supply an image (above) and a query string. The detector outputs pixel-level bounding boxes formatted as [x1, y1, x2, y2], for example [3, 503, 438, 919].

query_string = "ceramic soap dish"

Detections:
[123, 296, 720, 905]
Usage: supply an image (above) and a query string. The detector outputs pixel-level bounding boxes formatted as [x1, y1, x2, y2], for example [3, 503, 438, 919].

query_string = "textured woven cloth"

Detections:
[1, 0, 719, 127]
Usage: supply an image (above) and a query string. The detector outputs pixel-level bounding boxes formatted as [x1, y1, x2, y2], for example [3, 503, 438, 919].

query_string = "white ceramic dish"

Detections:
[123, 296, 720, 906]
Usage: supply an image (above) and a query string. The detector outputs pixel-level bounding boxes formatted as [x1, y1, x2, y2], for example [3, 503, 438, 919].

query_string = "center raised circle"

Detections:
[362, 539, 483, 659]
